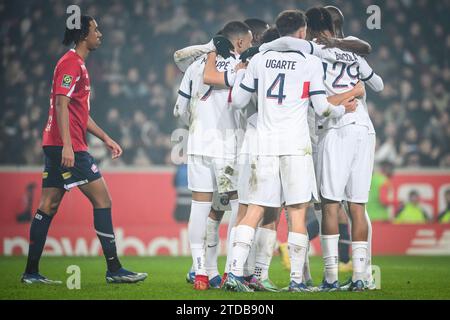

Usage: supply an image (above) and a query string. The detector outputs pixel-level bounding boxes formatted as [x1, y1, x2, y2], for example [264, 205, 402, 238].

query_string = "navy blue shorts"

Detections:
[42, 146, 102, 190]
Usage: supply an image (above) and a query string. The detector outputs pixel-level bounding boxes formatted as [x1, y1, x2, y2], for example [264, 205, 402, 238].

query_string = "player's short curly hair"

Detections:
[62, 15, 94, 46]
[244, 18, 269, 45]
[275, 10, 307, 37]
[305, 7, 335, 39]
[260, 26, 280, 44]
[220, 21, 251, 41]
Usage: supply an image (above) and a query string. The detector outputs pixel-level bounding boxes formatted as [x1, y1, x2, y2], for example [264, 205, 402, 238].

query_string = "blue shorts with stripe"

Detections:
[42, 146, 102, 190]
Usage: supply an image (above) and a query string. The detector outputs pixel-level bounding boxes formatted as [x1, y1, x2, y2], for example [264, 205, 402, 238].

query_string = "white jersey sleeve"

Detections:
[309, 58, 345, 118]
[174, 64, 193, 123]
[240, 54, 258, 93]
[260, 36, 319, 56]
[177, 63, 193, 99]
[173, 40, 214, 72]
[231, 69, 251, 109]
[359, 58, 384, 92]
[344, 35, 360, 41]
[231, 54, 258, 109]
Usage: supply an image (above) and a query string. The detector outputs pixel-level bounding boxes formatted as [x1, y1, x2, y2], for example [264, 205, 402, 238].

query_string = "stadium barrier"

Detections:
[1, 167, 449, 256]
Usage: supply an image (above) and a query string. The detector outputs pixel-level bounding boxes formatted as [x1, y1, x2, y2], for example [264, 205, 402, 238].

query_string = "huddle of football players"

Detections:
[173, 5, 383, 293]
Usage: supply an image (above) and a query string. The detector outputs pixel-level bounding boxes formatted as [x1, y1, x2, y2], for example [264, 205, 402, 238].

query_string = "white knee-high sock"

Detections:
[224, 227, 236, 274]
[303, 241, 312, 282]
[244, 228, 259, 277]
[288, 232, 309, 284]
[188, 200, 212, 276]
[205, 217, 220, 279]
[224, 199, 239, 274]
[352, 241, 368, 282]
[254, 227, 277, 281]
[230, 225, 255, 277]
[365, 209, 373, 280]
[321, 234, 339, 283]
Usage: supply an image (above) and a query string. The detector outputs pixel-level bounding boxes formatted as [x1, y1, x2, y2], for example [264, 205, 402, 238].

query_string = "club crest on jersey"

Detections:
[91, 164, 99, 173]
[61, 75, 73, 88]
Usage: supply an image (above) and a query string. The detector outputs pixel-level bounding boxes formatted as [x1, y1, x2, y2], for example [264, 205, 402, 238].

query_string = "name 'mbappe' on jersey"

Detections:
[179, 54, 241, 159]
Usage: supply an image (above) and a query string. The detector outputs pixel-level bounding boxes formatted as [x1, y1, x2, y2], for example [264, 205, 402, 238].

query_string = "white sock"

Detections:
[254, 227, 277, 281]
[224, 199, 239, 274]
[303, 242, 312, 282]
[365, 209, 373, 281]
[230, 225, 255, 277]
[352, 241, 368, 282]
[188, 200, 212, 276]
[321, 234, 339, 283]
[205, 217, 220, 279]
[244, 229, 258, 278]
[224, 227, 236, 274]
[288, 232, 309, 284]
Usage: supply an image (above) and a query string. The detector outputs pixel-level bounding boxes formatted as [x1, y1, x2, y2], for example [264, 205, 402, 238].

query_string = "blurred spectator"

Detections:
[438, 189, 450, 223]
[394, 190, 430, 224]
[0, 0, 449, 168]
[368, 161, 395, 222]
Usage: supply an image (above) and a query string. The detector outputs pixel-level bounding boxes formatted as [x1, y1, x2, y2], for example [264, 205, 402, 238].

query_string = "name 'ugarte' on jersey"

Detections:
[177, 54, 241, 159]
[260, 37, 382, 136]
[233, 49, 345, 156]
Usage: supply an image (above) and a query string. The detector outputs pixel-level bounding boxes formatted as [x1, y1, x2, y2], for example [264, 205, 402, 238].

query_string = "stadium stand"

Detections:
[1, 0, 449, 167]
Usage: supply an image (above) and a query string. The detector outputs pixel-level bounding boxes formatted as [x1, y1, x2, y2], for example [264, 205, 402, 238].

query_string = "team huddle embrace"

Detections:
[173, 6, 383, 292]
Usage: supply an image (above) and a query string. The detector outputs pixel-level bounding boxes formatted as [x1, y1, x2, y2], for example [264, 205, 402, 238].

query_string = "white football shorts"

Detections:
[247, 155, 318, 207]
[187, 155, 238, 193]
[237, 153, 251, 205]
[320, 124, 375, 203]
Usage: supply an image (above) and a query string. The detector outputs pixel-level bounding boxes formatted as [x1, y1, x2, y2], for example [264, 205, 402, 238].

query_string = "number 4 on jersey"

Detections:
[267, 73, 311, 104]
[266, 73, 286, 105]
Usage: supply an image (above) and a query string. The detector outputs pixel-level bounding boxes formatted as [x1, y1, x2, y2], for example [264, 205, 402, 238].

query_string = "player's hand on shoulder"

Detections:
[316, 36, 338, 49]
[61, 145, 75, 168]
[104, 137, 123, 159]
[240, 46, 259, 63]
[234, 61, 247, 72]
[342, 96, 357, 113]
[213, 35, 234, 59]
[207, 51, 217, 58]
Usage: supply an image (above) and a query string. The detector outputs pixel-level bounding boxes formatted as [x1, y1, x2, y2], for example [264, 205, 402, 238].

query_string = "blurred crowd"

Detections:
[1, 0, 449, 167]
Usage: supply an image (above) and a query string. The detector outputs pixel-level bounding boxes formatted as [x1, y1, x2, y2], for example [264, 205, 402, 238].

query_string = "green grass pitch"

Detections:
[1, 256, 450, 300]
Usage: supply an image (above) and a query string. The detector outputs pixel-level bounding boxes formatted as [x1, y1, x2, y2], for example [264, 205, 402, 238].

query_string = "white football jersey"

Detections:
[178, 55, 241, 159]
[240, 50, 327, 156]
[311, 42, 375, 133]
[238, 95, 258, 155]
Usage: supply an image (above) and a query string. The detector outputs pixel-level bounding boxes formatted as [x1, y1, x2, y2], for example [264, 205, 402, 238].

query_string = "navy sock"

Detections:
[94, 208, 122, 272]
[338, 223, 350, 263]
[25, 210, 53, 274]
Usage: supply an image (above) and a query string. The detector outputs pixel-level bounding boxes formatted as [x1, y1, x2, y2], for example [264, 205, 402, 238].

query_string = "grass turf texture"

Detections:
[1, 256, 450, 300]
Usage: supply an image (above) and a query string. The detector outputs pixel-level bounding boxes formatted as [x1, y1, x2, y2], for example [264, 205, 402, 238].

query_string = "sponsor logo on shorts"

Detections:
[61, 74, 73, 88]
[91, 164, 98, 173]
[43, 172, 48, 179]
[62, 172, 72, 180]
